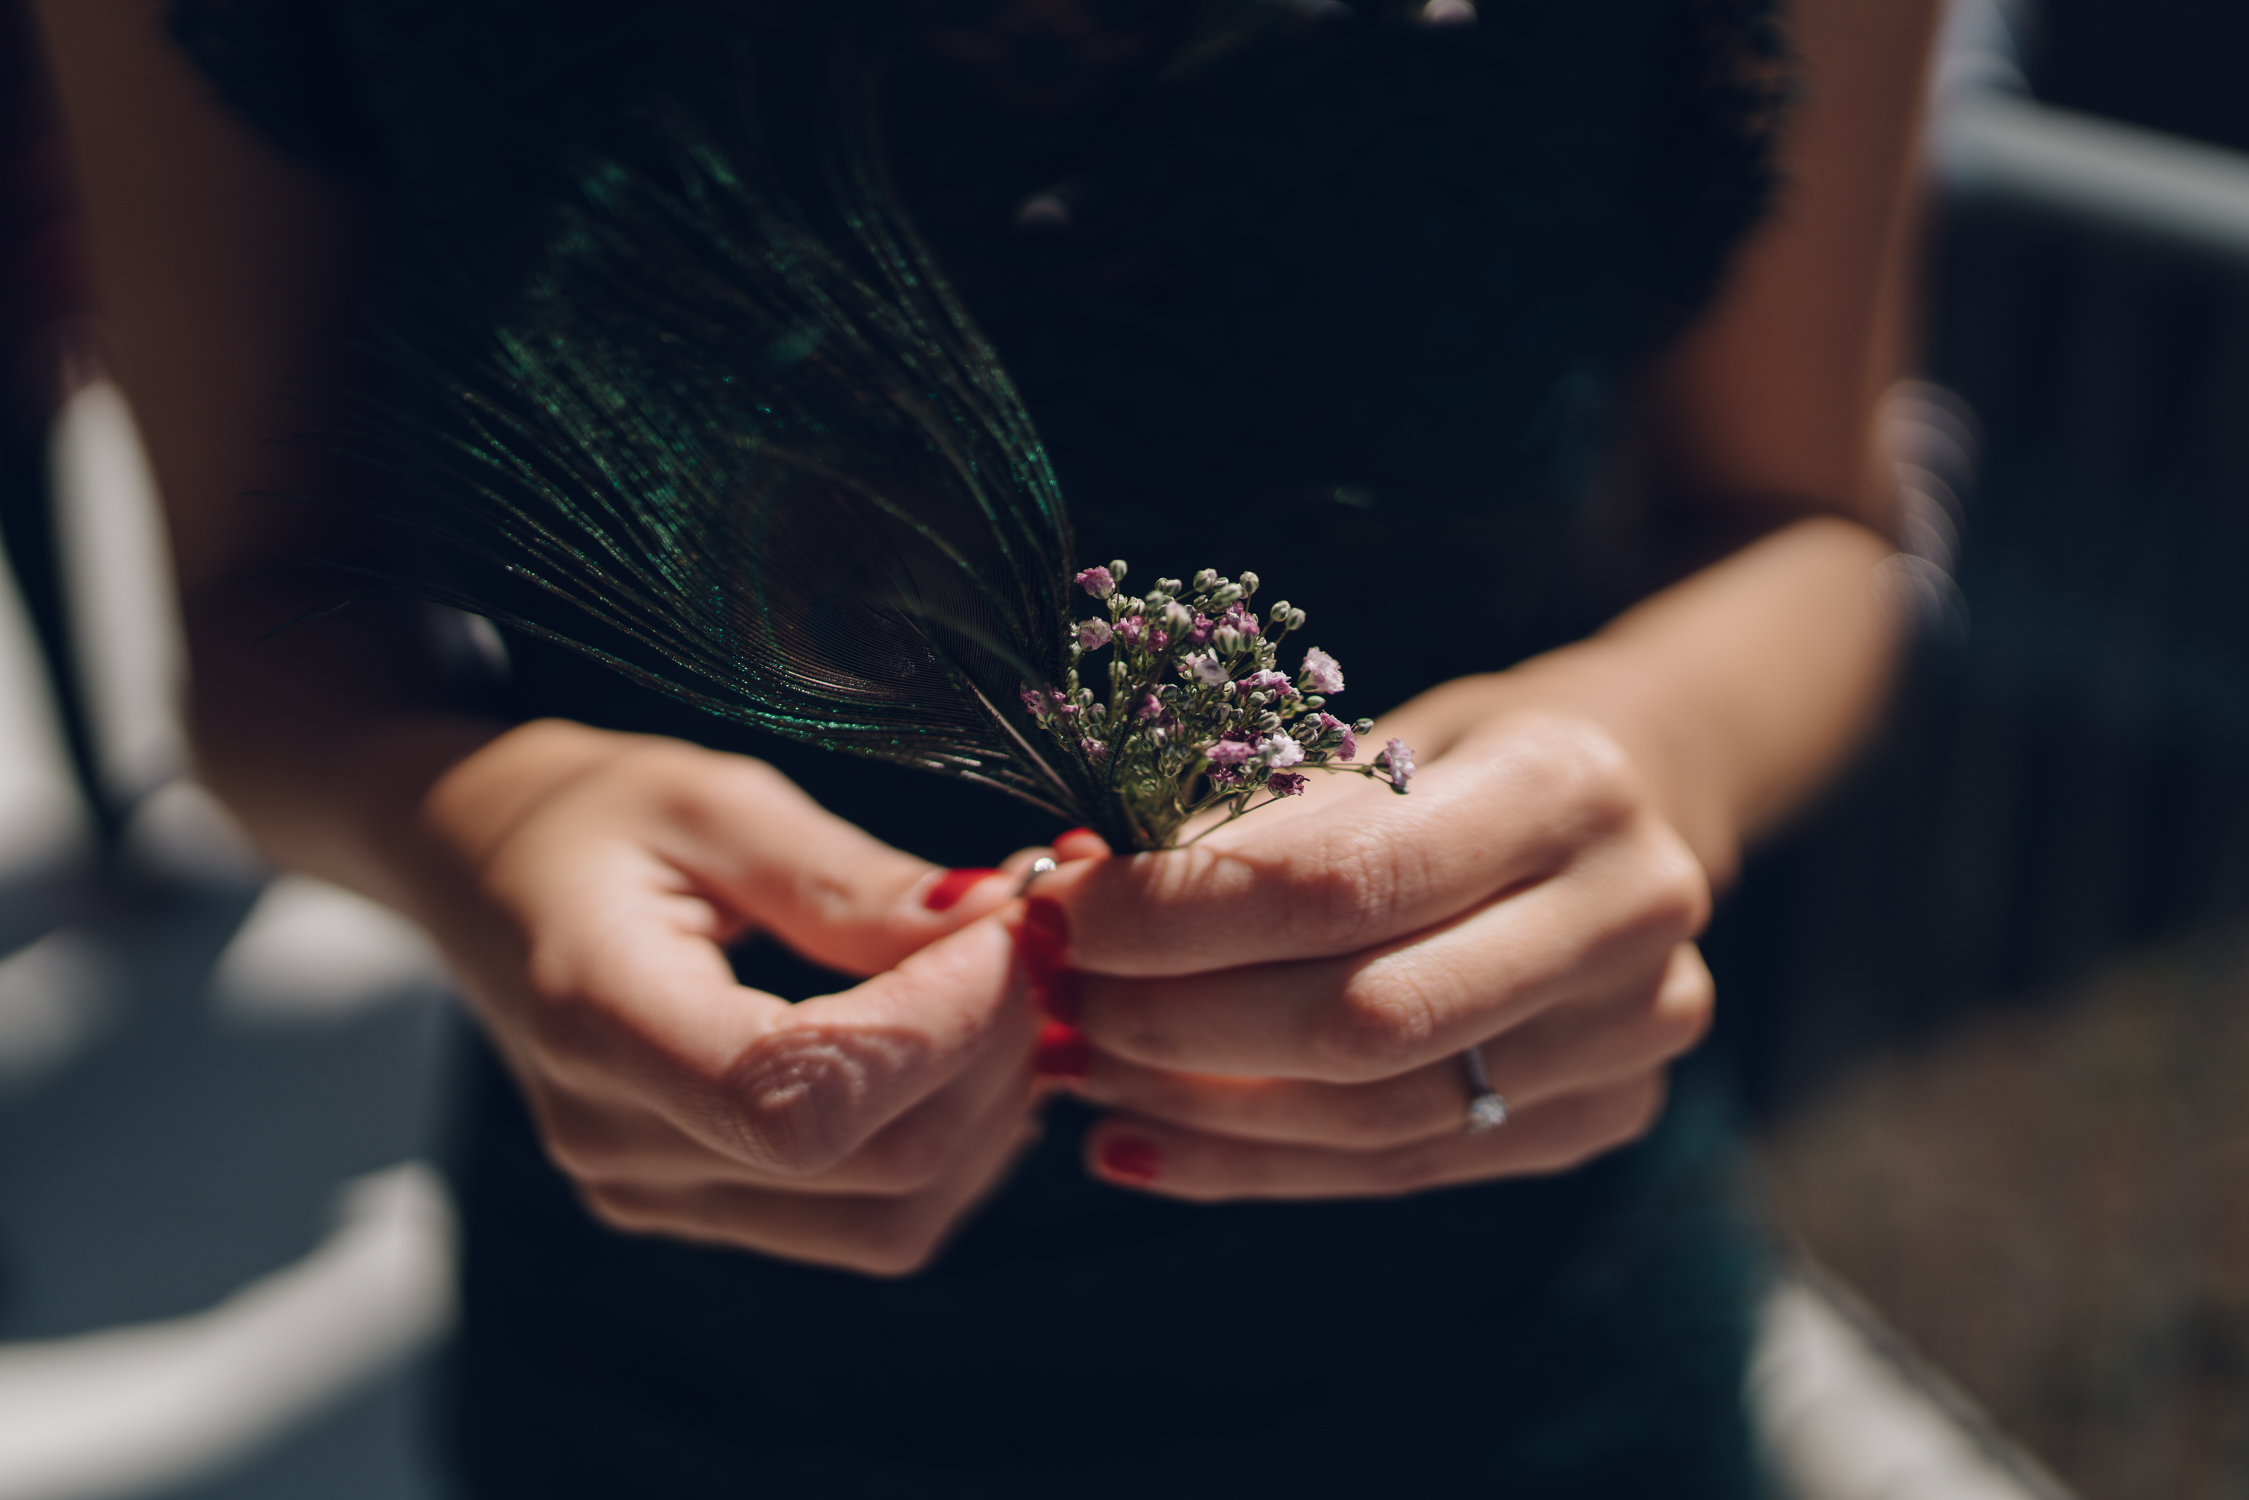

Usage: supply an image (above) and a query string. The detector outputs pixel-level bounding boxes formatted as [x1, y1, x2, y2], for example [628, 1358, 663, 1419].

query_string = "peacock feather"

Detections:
[337, 11, 1406, 852]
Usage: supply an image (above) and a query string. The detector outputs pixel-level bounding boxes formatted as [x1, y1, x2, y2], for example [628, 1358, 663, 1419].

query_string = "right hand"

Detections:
[403, 718, 1047, 1276]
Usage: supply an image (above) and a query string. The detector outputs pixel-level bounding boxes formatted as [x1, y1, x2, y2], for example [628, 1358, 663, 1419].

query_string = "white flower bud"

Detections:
[1286, 608, 1307, 630]
[1192, 568, 1219, 591]
[1210, 583, 1243, 606]
[1268, 600, 1292, 622]
[1110, 558, 1129, 581]
[1239, 571, 1260, 595]
[1257, 730, 1305, 767]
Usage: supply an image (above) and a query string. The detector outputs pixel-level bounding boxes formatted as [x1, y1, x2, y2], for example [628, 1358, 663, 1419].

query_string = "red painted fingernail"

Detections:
[1031, 966, 1084, 1026]
[1059, 827, 1097, 843]
[1017, 897, 1071, 972]
[1098, 1136, 1163, 1185]
[923, 868, 999, 912]
[1035, 1021, 1093, 1081]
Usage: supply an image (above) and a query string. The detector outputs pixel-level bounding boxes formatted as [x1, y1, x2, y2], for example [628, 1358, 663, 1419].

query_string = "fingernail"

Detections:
[1031, 966, 1083, 1026]
[1035, 1021, 1093, 1081]
[1017, 897, 1070, 972]
[1053, 828, 1108, 862]
[923, 868, 1000, 912]
[1098, 1136, 1163, 1185]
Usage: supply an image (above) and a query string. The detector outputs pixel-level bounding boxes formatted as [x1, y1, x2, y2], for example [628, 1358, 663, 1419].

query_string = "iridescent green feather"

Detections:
[350, 35, 1125, 838]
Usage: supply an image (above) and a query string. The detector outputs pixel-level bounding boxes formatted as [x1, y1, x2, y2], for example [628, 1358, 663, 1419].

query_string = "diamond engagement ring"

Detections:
[1460, 1046, 1509, 1135]
[1016, 856, 1058, 895]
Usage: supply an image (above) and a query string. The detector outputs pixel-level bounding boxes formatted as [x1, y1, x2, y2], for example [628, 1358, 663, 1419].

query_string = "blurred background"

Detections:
[4, 0, 2249, 1496]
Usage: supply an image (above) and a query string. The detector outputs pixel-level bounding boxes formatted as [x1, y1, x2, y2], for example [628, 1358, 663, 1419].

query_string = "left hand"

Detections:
[1024, 691, 1717, 1201]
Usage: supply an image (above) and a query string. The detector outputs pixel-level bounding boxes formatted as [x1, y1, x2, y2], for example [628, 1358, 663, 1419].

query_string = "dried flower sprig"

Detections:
[1022, 560, 1412, 850]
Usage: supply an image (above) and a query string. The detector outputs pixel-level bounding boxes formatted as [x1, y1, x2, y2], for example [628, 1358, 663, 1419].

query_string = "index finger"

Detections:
[1040, 717, 1637, 977]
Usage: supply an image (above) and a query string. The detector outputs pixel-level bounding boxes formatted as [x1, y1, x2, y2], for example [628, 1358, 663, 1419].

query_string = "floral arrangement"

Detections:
[1023, 561, 1413, 850]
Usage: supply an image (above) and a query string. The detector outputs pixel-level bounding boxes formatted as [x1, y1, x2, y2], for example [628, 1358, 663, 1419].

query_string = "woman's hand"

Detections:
[1026, 693, 1717, 1201]
[404, 719, 1048, 1275]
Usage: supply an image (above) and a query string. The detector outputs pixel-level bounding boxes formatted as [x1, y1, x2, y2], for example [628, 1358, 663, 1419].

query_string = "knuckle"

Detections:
[1521, 716, 1640, 841]
[1311, 973, 1442, 1081]
[1644, 840, 1713, 937]
[1280, 833, 1396, 953]
[626, 747, 724, 816]
[1657, 968, 1717, 1055]
[1595, 841, 1709, 963]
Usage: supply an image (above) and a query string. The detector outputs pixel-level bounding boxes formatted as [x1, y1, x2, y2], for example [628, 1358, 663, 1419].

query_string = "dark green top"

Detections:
[173, 3, 1782, 1493]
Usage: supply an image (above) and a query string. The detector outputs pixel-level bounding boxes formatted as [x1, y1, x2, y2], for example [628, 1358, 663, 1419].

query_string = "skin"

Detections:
[36, 0, 1941, 1273]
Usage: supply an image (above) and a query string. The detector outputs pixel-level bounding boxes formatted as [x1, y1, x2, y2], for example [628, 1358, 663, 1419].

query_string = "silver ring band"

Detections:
[1459, 1046, 1509, 1135]
[1015, 855, 1058, 896]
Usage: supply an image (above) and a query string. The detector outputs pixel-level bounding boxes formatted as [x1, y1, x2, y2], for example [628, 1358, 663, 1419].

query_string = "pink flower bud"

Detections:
[1243, 670, 1296, 699]
[1299, 647, 1345, 696]
[1075, 565, 1117, 599]
[1380, 738, 1415, 789]
[1316, 711, 1357, 761]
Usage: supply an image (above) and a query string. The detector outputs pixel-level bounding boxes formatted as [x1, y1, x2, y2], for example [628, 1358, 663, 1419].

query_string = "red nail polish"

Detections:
[1098, 1136, 1163, 1185]
[1035, 1021, 1093, 1081]
[1059, 827, 1097, 843]
[1017, 897, 1071, 973]
[1031, 966, 1084, 1026]
[923, 868, 999, 912]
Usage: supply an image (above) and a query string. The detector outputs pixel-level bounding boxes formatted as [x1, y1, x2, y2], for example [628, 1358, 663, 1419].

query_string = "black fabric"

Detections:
[444, 1021, 1761, 1499]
